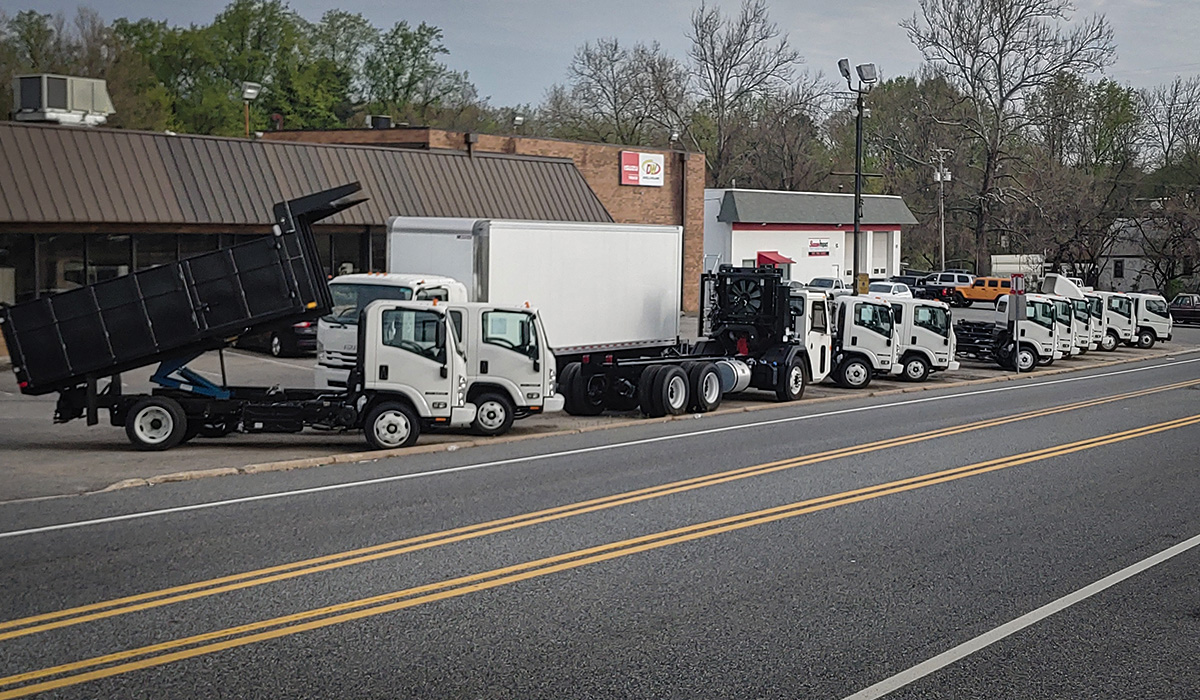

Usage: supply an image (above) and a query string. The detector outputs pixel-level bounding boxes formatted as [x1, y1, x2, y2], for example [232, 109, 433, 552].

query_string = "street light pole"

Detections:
[838, 59, 876, 295]
[240, 81, 262, 139]
[934, 147, 952, 271]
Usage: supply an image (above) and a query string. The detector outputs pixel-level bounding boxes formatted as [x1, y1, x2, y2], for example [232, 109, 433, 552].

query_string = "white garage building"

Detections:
[704, 189, 917, 283]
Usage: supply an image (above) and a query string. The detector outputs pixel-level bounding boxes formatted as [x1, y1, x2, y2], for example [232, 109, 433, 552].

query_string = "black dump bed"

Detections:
[1, 183, 365, 395]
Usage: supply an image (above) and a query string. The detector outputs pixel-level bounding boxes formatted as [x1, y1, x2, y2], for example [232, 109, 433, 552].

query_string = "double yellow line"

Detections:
[3, 410, 1198, 698]
[1, 379, 1197, 650]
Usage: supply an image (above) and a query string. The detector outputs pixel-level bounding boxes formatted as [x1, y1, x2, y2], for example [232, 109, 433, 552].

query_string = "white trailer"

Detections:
[387, 217, 683, 367]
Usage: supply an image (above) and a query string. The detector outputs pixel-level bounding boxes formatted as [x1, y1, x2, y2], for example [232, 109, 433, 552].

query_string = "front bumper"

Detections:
[449, 405, 477, 428]
[542, 394, 566, 413]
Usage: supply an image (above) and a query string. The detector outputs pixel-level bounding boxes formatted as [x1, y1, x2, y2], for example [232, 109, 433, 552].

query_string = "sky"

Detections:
[12, 0, 1200, 106]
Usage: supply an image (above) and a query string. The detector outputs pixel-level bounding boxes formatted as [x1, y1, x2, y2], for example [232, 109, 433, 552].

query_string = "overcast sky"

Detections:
[15, 0, 1200, 106]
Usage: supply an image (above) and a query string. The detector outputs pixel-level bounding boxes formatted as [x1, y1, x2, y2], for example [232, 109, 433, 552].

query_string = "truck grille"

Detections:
[320, 349, 356, 368]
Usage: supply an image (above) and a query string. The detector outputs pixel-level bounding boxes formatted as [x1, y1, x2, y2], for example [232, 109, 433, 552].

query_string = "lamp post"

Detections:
[934, 147, 953, 271]
[240, 82, 262, 139]
[838, 59, 877, 295]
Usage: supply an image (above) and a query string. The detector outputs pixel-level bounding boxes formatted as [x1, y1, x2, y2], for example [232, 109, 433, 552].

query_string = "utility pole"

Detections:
[933, 148, 953, 271]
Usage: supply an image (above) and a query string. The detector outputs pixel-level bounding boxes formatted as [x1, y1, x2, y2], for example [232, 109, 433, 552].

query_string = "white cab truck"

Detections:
[1045, 294, 1078, 359]
[874, 296, 959, 381]
[386, 217, 683, 370]
[1094, 291, 1135, 351]
[1125, 293, 1173, 348]
[318, 273, 468, 389]
[828, 296, 904, 389]
[439, 301, 564, 434]
[995, 294, 1060, 370]
[1041, 274, 1095, 353]
[1083, 293, 1105, 349]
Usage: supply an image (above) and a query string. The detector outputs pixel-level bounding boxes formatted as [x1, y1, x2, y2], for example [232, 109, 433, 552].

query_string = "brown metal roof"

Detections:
[0, 122, 613, 228]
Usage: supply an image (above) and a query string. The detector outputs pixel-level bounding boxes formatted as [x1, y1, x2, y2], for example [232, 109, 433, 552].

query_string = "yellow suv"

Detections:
[954, 276, 1012, 307]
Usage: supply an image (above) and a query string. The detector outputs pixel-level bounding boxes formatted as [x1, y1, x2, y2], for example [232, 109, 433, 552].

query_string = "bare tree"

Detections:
[902, 0, 1115, 274]
[685, 0, 801, 186]
[1139, 76, 1200, 170]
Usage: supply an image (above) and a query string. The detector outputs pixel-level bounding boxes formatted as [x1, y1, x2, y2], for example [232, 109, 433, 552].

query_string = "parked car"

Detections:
[1169, 293, 1200, 324]
[889, 274, 927, 288]
[807, 277, 854, 297]
[953, 276, 1013, 307]
[919, 271, 975, 306]
[867, 281, 914, 298]
[235, 320, 318, 357]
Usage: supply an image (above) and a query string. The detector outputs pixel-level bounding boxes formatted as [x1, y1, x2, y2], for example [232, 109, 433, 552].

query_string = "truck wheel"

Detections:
[655, 366, 690, 416]
[1099, 331, 1119, 352]
[568, 367, 606, 416]
[774, 357, 806, 401]
[559, 362, 582, 414]
[638, 365, 666, 416]
[689, 363, 723, 412]
[902, 355, 930, 382]
[365, 401, 420, 449]
[270, 333, 285, 357]
[472, 392, 515, 436]
[1015, 347, 1037, 372]
[1136, 329, 1156, 349]
[125, 397, 188, 451]
[836, 357, 873, 390]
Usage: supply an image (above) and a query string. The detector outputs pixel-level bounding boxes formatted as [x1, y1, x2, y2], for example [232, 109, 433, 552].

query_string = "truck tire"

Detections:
[689, 363, 723, 412]
[901, 354, 931, 382]
[1015, 346, 1038, 372]
[365, 401, 420, 449]
[1099, 331, 1119, 352]
[568, 366, 606, 416]
[774, 357, 806, 401]
[125, 397, 188, 451]
[836, 357, 873, 390]
[655, 366, 690, 416]
[638, 365, 666, 416]
[559, 362, 582, 414]
[471, 392, 515, 436]
[1136, 328, 1156, 349]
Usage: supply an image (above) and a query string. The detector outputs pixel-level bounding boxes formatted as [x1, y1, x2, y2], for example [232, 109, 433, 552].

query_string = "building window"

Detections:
[1113, 259, 1124, 279]
[0, 234, 35, 304]
[135, 234, 178, 270]
[86, 235, 132, 284]
[179, 234, 219, 259]
[37, 234, 84, 296]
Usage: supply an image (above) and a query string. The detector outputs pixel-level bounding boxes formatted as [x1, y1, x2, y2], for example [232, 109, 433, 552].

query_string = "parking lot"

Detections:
[2, 307, 1198, 501]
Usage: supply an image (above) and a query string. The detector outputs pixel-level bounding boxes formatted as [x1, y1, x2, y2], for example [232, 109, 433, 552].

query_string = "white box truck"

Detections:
[386, 217, 684, 368]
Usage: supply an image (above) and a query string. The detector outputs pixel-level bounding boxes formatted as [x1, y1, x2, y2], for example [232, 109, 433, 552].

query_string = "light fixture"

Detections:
[240, 81, 262, 101]
[855, 63, 878, 84]
[513, 114, 525, 127]
[669, 129, 680, 142]
[838, 58, 851, 81]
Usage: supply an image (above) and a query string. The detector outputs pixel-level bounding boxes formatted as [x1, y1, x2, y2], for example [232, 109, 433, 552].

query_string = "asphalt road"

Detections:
[0, 351, 1198, 699]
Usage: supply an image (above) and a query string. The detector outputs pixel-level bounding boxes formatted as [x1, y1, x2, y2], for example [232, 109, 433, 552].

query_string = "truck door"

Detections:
[852, 301, 896, 371]
[912, 304, 952, 366]
[367, 306, 457, 418]
[477, 309, 545, 406]
[806, 295, 831, 382]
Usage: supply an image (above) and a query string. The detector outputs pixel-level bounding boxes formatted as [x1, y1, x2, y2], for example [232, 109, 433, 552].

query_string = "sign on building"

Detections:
[620, 151, 665, 187]
[807, 238, 830, 257]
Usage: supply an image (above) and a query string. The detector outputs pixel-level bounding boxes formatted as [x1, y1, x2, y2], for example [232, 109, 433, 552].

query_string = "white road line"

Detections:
[0, 356, 1197, 540]
[842, 531, 1200, 700]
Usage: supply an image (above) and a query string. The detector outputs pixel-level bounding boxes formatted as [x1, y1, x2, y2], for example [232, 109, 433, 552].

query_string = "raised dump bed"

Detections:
[1, 184, 362, 396]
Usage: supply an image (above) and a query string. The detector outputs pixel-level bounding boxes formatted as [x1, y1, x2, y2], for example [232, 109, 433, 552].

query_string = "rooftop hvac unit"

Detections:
[12, 74, 115, 127]
[368, 115, 392, 129]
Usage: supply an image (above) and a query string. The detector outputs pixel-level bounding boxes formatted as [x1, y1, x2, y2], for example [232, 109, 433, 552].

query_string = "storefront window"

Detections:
[37, 234, 85, 296]
[0, 234, 35, 303]
[86, 234, 132, 284]
[135, 234, 178, 270]
[371, 230, 386, 272]
[179, 234, 219, 259]
[331, 233, 362, 276]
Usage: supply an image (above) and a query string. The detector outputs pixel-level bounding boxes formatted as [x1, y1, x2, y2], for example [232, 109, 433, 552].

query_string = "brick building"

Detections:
[263, 128, 707, 312]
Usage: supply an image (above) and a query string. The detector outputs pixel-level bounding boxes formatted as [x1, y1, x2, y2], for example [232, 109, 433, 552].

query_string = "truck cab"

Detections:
[878, 297, 959, 381]
[1126, 293, 1173, 348]
[1069, 297, 1094, 353]
[1046, 294, 1078, 358]
[359, 300, 476, 448]
[829, 296, 903, 389]
[1095, 291, 1135, 351]
[1084, 293, 1105, 349]
[789, 289, 834, 385]
[439, 301, 565, 435]
[318, 273, 468, 389]
[997, 294, 1060, 368]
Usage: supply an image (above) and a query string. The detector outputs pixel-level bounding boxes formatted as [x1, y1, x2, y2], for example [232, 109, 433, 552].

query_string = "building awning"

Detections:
[757, 251, 795, 266]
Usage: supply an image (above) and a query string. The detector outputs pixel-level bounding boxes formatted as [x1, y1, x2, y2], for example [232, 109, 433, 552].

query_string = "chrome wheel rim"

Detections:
[667, 375, 687, 410]
[788, 366, 804, 394]
[477, 400, 507, 432]
[373, 410, 410, 447]
[702, 372, 721, 404]
[134, 406, 174, 444]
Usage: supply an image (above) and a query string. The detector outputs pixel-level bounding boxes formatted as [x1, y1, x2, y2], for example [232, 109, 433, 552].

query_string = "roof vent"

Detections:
[12, 74, 115, 126]
[368, 115, 392, 129]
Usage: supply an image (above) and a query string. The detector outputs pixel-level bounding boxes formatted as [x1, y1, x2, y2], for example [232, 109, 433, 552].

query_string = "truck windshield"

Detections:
[913, 305, 949, 337]
[853, 302, 893, 338]
[482, 311, 538, 358]
[328, 283, 413, 324]
[1072, 299, 1089, 322]
[1088, 297, 1103, 318]
[1028, 301, 1055, 329]
[1107, 296, 1131, 318]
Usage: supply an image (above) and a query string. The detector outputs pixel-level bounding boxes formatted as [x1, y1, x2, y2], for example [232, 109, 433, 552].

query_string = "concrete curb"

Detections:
[98, 346, 1196, 492]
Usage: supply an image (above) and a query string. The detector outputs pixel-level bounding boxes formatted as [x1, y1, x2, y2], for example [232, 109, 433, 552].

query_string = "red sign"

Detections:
[620, 151, 665, 186]
[620, 151, 641, 186]
[1010, 273, 1026, 295]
